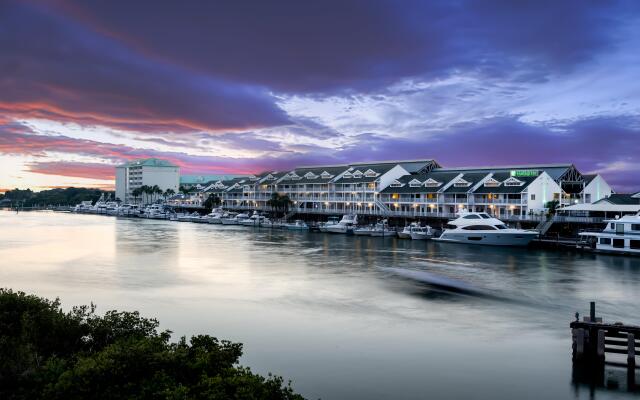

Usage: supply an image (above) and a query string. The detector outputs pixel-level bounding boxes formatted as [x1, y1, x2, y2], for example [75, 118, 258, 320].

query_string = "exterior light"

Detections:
[346, 202, 350, 206]
[413, 204, 417, 208]
[394, 203, 399, 208]
[368, 203, 373, 207]
[357, 202, 362, 206]
[324, 202, 329, 205]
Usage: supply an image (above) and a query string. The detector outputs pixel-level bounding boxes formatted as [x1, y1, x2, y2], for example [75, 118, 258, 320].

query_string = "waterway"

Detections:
[1, 210, 639, 399]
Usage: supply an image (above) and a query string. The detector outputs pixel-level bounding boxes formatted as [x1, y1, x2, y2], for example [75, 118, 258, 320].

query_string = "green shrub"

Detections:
[0, 289, 304, 400]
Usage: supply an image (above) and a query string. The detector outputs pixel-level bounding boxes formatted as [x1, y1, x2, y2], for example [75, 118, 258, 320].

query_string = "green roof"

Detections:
[121, 158, 178, 168]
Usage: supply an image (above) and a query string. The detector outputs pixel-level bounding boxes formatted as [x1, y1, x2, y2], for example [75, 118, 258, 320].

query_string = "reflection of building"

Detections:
[115, 158, 179, 203]
[185, 160, 615, 221]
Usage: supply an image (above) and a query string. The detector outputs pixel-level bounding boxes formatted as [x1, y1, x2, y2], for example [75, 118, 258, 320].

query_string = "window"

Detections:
[453, 179, 471, 187]
[484, 178, 501, 187]
[463, 214, 482, 219]
[391, 193, 399, 199]
[630, 240, 640, 250]
[390, 181, 403, 187]
[342, 172, 352, 179]
[424, 178, 441, 187]
[585, 194, 591, 203]
[530, 194, 536, 201]
[496, 224, 508, 230]
[353, 170, 363, 178]
[479, 213, 491, 219]
[304, 172, 318, 179]
[503, 177, 524, 187]
[364, 169, 378, 177]
[610, 223, 615, 230]
[632, 224, 640, 231]
[613, 238, 625, 248]
[409, 179, 422, 187]
[461, 225, 498, 230]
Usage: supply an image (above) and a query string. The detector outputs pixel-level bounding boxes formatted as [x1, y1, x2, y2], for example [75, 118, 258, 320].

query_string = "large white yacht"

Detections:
[240, 212, 269, 227]
[578, 212, 640, 255]
[398, 222, 420, 239]
[325, 214, 358, 234]
[434, 211, 538, 246]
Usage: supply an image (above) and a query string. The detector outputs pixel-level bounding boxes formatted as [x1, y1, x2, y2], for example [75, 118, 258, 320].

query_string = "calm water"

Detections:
[1, 210, 640, 399]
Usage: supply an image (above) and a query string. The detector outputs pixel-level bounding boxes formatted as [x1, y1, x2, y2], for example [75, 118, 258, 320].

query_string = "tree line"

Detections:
[129, 185, 175, 204]
[0, 188, 112, 207]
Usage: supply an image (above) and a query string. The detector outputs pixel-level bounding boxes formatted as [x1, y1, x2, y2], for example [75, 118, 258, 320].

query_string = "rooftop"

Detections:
[119, 158, 178, 168]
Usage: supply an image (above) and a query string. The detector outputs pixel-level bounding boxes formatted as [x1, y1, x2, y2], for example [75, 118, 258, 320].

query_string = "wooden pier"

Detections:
[571, 302, 639, 368]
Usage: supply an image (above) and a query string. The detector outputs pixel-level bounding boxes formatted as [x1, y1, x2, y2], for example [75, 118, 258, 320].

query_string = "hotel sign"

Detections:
[510, 170, 539, 177]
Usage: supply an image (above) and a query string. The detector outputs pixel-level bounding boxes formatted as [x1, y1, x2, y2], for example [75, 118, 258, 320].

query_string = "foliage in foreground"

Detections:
[0, 289, 304, 400]
[0, 188, 112, 207]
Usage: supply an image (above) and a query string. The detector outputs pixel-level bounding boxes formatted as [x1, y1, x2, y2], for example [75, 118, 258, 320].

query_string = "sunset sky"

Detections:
[1, 0, 639, 192]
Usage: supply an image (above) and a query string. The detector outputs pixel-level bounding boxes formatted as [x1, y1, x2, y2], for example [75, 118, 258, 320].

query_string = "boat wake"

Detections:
[378, 266, 508, 301]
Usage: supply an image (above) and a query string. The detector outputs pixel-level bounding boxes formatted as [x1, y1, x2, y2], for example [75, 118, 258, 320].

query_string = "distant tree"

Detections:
[163, 188, 175, 202]
[203, 194, 221, 212]
[267, 193, 293, 217]
[545, 200, 560, 217]
[179, 185, 191, 195]
[0, 289, 304, 400]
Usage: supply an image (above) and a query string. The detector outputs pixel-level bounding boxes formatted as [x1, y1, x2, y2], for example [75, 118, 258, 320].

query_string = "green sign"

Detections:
[510, 170, 539, 177]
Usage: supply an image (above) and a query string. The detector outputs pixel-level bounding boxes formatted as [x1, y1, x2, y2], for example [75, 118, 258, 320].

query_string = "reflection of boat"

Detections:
[319, 216, 340, 233]
[283, 220, 308, 231]
[434, 211, 538, 246]
[325, 214, 357, 234]
[354, 225, 375, 236]
[410, 226, 435, 240]
[578, 211, 640, 255]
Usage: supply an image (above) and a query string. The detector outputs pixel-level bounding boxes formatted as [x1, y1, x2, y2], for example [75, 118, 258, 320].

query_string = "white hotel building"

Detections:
[115, 158, 180, 203]
[196, 160, 613, 221]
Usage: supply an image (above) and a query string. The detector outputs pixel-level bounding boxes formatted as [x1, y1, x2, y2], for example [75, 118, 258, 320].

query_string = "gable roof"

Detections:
[278, 165, 348, 184]
[595, 194, 640, 205]
[443, 172, 489, 193]
[379, 171, 460, 193]
[472, 172, 538, 194]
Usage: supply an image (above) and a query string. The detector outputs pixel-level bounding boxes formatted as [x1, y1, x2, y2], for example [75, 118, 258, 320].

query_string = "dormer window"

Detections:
[423, 178, 441, 188]
[408, 179, 422, 188]
[342, 172, 353, 179]
[504, 177, 524, 187]
[265, 174, 276, 181]
[484, 178, 501, 187]
[453, 178, 471, 187]
[353, 170, 363, 178]
[304, 172, 318, 179]
[390, 180, 403, 188]
[320, 171, 333, 179]
[364, 169, 378, 177]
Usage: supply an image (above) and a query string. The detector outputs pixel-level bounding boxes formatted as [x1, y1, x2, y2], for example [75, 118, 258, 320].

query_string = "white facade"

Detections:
[114, 159, 180, 203]
[582, 175, 612, 204]
[524, 172, 563, 211]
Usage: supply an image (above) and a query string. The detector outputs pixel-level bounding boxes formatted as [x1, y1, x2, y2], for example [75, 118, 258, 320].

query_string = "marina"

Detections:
[1, 210, 639, 399]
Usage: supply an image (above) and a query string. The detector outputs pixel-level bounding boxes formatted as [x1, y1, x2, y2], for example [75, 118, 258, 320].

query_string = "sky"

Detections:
[1, 0, 639, 192]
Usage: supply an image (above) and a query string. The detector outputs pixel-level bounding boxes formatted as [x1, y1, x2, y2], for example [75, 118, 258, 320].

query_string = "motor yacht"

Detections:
[240, 212, 268, 227]
[143, 204, 169, 219]
[73, 201, 93, 213]
[369, 220, 397, 237]
[220, 212, 249, 225]
[324, 214, 358, 234]
[434, 211, 538, 246]
[283, 220, 308, 231]
[398, 222, 420, 239]
[318, 216, 340, 233]
[578, 211, 640, 255]
[202, 208, 225, 224]
[410, 226, 435, 240]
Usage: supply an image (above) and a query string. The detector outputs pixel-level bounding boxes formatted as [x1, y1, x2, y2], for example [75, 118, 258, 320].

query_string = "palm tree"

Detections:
[152, 185, 162, 203]
[163, 188, 175, 202]
[131, 188, 142, 204]
[267, 193, 292, 218]
[179, 185, 190, 195]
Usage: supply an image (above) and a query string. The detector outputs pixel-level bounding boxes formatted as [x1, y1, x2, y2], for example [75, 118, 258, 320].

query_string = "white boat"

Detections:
[319, 216, 340, 233]
[354, 225, 375, 236]
[221, 212, 249, 225]
[177, 212, 199, 222]
[143, 204, 169, 219]
[434, 211, 538, 246]
[203, 208, 225, 224]
[261, 219, 283, 229]
[73, 200, 93, 213]
[117, 204, 141, 217]
[398, 222, 420, 239]
[410, 226, 435, 240]
[325, 214, 358, 234]
[369, 220, 396, 237]
[240, 212, 268, 227]
[578, 211, 640, 255]
[283, 220, 308, 231]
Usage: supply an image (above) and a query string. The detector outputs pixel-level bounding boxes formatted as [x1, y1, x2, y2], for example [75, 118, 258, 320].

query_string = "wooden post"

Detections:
[628, 333, 636, 367]
[597, 329, 605, 362]
[576, 328, 585, 360]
